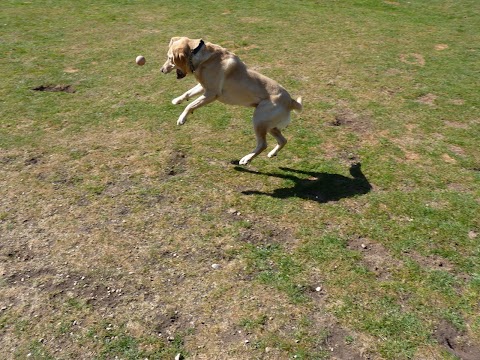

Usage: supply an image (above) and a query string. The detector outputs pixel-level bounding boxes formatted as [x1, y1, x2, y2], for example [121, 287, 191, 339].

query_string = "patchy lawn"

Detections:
[1, 0, 479, 359]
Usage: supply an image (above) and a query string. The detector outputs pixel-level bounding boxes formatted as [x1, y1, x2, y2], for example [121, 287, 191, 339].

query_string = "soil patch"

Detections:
[310, 312, 367, 359]
[444, 121, 469, 129]
[32, 84, 76, 93]
[324, 325, 366, 359]
[167, 150, 187, 176]
[330, 107, 372, 133]
[63, 68, 79, 73]
[449, 99, 465, 105]
[237, 225, 296, 248]
[449, 145, 465, 156]
[347, 237, 402, 280]
[441, 153, 457, 164]
[434, 320, 480, 360]
[404, 251, 455, 272]
[416, 93, 437, 106]
[435, 44, 449, 51]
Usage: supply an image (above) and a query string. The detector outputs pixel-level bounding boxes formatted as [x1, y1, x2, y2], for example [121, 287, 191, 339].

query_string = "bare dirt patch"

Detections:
[330, 106, 372, 133]
[434, 320, 480, 360]
[402, 250, 471, 283]
[435, 44, 449, 51]
[403, 251, 455, 272]
[325, 325, 367, 359]
[444, 121, 469, 129]
[416, 93, 437, 106]
[309, 311, 368, 359]
[237, 224, 297, 248]
[404, 150, 421, 162]
[63, 68, 79, 73]
[449, 99, 465, 106]
[449, 145, 465, 157]
[166, 150, 187, 176]
[441, 153, 457, 164]
[228, 207, 298, 248]
[468, 230, 478, 240]
[32, 85, 76, 93]
[347, 237, 402, 280]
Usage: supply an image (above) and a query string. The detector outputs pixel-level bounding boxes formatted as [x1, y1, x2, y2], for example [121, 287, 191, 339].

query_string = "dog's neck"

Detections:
[188, 39, 205, 73]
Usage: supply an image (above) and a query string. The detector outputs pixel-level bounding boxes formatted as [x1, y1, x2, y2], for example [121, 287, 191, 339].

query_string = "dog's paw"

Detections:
[267, 151, 277, 158]
[177, 117, 186, 126]
[239, 154, 254, 165]
[172, 96, 184, 105]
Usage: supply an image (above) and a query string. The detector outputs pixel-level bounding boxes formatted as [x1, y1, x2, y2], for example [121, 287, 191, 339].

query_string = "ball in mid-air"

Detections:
[136, 55, 146, 66]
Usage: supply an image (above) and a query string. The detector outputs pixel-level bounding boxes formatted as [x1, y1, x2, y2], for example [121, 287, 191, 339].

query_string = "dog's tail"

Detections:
[290, 96, 303, 113]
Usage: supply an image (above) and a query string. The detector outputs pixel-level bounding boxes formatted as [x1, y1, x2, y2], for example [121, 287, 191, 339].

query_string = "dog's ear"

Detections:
[168, 37, 182, 47]
[173, 48, 188, 74]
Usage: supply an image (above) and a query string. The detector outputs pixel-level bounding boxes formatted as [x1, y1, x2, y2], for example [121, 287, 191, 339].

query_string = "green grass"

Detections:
[1, 0, 480, 359]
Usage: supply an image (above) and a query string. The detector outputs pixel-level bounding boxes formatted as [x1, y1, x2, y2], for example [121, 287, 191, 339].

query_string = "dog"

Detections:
[161, 37, 302, 165]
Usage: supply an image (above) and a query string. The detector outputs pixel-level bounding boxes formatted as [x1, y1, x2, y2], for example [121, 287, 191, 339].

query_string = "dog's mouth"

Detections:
[176, 69, 186, 79]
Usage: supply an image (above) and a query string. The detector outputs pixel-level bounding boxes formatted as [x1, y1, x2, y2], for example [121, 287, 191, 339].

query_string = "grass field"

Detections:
[1, 0, 479, 359]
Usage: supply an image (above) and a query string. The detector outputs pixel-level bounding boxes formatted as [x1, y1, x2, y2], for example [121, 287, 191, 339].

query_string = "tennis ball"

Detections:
[136, 55, 146, 66]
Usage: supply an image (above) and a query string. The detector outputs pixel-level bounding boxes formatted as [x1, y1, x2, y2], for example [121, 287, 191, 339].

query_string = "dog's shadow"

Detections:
[234, 163, 372, 203]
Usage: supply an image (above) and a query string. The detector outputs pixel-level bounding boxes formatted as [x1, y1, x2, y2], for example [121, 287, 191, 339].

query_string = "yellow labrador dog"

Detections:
[161, 37, 302, 165]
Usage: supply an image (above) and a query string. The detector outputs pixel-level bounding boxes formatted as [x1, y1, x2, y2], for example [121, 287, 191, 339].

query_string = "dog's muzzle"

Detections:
[176, 69, 186, 79]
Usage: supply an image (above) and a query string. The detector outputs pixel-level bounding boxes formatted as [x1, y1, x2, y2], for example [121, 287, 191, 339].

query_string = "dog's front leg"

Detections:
[172, 83, 204, 105]
[177, 93, 217, 125]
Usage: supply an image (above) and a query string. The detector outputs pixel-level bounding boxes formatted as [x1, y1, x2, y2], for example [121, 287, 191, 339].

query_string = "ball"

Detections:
[136, 55, 146, 66]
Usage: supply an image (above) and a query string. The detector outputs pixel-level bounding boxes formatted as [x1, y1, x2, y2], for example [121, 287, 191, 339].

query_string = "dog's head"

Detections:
[161, 37, 202, 79]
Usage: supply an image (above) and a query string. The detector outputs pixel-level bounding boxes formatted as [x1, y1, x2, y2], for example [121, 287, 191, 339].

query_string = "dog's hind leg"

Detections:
[240, 101, 284, 165]
[172, 83, 204, 105]
[239, 124, 268, 165]
[267, 127, 287, 158]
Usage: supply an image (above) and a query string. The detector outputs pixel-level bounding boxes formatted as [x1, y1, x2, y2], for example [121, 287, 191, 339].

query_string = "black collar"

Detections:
[189, 39, 205, 73]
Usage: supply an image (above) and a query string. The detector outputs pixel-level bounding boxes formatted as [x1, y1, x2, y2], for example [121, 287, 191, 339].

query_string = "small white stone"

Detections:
[211, 264, 221, 270]
[315, 286, 322, 292]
